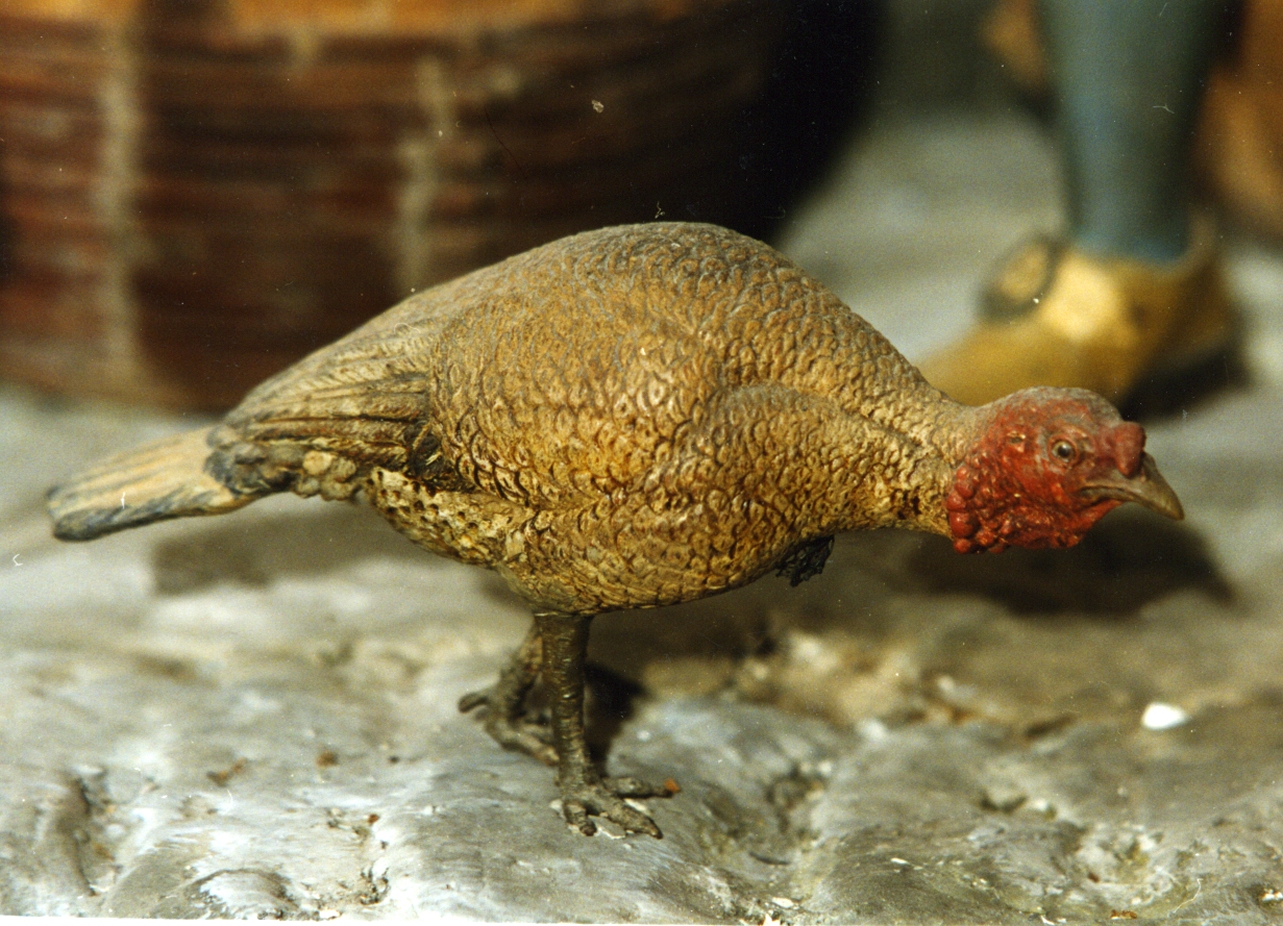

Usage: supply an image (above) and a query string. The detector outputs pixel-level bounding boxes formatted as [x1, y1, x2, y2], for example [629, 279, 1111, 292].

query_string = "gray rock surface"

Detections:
[5, 108, 1283, 922]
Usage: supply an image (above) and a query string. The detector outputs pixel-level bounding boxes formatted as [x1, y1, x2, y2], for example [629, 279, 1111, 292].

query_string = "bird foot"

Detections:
[559, 774, 678, 838]
[458, 687, 557, 766]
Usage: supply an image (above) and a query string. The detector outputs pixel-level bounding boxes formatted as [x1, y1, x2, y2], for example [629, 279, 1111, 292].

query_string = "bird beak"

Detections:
[1081, 452, 1184, 520]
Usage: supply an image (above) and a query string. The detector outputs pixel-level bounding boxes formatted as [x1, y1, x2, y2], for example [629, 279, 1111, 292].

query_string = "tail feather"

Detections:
[48, 427, 258, 541]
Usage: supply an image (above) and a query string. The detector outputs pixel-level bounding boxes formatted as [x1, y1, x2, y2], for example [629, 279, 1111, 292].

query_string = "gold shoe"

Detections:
[919, 216, 1237, 406]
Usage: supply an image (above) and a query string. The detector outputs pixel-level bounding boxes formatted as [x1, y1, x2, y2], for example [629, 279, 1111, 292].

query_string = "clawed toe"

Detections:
[459, 686, 557, 765]
[457, 689, 489, 713]
[561, 779, 664, 838]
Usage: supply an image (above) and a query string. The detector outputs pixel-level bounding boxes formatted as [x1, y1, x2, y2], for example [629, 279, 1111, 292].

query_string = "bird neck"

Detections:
[817, 407, 967, 538]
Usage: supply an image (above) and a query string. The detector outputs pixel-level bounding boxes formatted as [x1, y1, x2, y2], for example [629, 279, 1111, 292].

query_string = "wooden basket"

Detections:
[0, 0, 787, 408]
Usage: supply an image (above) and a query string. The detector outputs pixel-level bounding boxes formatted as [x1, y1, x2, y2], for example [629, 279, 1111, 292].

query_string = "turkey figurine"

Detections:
[48, 223, 1184, 837]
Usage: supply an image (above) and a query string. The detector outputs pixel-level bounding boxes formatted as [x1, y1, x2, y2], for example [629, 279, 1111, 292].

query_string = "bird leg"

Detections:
[460, 612, 674, 836]
[535, 610, 671, 838]
[458, 622, 556, 765]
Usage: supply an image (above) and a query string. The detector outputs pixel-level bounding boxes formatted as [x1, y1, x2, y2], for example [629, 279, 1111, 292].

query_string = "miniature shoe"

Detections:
[918, 216, 1237, 407]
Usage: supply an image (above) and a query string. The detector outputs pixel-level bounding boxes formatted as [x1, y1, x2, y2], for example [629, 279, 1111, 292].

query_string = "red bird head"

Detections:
[945, 387, 1183, 554]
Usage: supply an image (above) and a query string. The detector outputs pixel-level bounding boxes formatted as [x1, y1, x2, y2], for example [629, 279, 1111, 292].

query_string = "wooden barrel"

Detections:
[0, 0, 787, 408]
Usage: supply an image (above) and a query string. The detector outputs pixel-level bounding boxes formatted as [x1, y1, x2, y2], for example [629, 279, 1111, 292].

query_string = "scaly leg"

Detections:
[461, 612, 675, 835]
[458, 620, 555, 765]
[536, 611, 671, 837]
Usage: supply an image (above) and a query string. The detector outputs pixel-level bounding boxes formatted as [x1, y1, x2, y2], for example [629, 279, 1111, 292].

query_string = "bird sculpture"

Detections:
[48, 223, 1184, 838]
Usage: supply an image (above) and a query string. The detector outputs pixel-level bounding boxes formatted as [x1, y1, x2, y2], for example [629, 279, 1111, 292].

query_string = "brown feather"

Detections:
[48, 428, 255, 541]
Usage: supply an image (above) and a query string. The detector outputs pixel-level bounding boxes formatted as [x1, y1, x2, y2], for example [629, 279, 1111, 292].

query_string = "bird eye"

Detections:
[1051, 439, 1077, 463]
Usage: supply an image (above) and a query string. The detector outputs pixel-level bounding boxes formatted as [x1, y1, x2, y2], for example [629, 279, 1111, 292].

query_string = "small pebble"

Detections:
[1141, 702, 1189, 731]
[981, 785, 1027, 813]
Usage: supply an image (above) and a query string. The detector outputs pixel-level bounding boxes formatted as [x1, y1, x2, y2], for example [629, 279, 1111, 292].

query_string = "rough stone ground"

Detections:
[5, 110, 1283, 922]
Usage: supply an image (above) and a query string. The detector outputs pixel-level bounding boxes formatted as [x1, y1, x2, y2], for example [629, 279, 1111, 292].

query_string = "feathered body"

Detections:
[48, 223, 1182, 838]
[53, 224, 974, 612]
